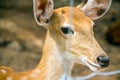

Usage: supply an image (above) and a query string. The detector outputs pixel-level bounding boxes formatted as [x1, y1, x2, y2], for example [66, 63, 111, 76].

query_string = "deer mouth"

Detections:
[80, 57, 101, 71]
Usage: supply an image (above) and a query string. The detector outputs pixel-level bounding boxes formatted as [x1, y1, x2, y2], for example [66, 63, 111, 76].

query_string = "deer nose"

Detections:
[97, 56, 110, 68]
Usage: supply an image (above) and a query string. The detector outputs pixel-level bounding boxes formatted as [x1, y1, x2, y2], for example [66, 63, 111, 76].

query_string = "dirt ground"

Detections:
[0, 0, 120, 80]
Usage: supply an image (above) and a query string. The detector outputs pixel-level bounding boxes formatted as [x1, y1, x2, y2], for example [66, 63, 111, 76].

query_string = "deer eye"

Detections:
[61, 27, 74, 34]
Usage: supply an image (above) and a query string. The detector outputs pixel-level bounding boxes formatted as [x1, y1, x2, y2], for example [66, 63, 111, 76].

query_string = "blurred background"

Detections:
[0, 0, 120, 80]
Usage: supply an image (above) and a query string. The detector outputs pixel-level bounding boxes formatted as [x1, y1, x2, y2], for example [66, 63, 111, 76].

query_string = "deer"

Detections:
[0, 0, 112, 80]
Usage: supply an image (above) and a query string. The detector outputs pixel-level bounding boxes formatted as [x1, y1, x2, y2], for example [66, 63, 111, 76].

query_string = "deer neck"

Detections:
[36, 31, 74, 80]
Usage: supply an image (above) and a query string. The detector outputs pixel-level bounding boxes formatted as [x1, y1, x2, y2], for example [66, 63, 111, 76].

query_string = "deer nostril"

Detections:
[97, 56, 110, 68]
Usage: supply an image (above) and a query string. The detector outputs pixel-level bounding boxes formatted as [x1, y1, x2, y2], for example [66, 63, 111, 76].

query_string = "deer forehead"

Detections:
[51, 7, 94, 32]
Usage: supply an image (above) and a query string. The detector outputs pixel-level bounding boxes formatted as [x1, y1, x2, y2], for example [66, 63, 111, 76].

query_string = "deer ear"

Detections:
[33, 0, 54, 27]
[77, 0, 112, 20]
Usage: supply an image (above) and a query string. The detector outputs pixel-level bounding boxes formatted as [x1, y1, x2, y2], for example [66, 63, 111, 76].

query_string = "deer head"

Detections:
[33, 0, 112, 71]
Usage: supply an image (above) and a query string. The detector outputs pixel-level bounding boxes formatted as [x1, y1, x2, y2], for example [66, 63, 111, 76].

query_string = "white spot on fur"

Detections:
[59, 73, 67, 80]
[1, 69, 7, 74]
[30, 69, 40, 78]
[7, 77, 13, 80]
[21, 77, 28, 80]
[59, 73, 73, 80]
